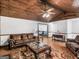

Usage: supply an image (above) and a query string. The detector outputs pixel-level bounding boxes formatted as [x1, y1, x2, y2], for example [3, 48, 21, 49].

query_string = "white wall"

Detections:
[54, 20, 67, 33]
[67, 20, 73, 38]
[72, 18, 79, 33]
[67, 18, 79, 39]
[48, 23, 57, 33]
[67, 18, 79, 33]
[0, 16, 44, 34]
[48, 20, 67, 37]
[48, 18, 79, 38]
[49, 20, 67, 33]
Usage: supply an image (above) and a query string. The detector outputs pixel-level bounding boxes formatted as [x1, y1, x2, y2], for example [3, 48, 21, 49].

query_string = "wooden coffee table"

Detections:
[26, 42, 51, 59]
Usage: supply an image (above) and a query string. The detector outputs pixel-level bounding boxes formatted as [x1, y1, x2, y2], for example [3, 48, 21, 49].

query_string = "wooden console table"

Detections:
[52, 34, 65, 41]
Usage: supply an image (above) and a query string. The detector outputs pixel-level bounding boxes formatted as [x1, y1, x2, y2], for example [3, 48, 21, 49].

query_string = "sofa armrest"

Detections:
[67, 39, 75, 42]
[8, 39, 16, 46]
[77, 50, 79, 58]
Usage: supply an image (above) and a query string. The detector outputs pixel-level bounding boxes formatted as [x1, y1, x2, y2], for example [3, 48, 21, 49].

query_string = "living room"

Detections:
[0, 0, 79, 59]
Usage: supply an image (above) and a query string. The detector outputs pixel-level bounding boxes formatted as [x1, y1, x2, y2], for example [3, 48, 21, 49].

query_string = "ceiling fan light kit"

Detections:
[42, 12, 50, 18]
[38, 0, 56, 20]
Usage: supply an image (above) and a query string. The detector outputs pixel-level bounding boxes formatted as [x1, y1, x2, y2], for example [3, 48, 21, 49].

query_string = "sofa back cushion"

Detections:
[75, 35, 79, 44]
[21, 34, 28, 40]
[10, 34, 22, 41]
[28, 33, 34, 39]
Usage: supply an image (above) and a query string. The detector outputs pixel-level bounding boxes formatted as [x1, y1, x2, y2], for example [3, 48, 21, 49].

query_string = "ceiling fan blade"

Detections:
[47, 8, 54, 12]
[48, 12, 56, 14]
[40, 13, 44, 14]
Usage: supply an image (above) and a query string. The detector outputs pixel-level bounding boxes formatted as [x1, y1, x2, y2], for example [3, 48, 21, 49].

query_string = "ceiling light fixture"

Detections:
[42, 12, 50, 18]
[38, 0, 56, 21]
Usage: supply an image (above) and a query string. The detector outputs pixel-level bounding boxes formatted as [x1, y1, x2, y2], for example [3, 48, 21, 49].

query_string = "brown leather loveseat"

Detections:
[66, 35, 79, 58]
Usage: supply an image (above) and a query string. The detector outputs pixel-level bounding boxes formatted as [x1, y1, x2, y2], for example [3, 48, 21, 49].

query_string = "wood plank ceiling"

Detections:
[0, 0, 79, 22]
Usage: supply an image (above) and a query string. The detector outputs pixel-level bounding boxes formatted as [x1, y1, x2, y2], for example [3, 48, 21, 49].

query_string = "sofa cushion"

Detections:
[67, 42, 79, 51]
[67, 42, 76, 46]
[28, 34, 34, 39]
[22, 34, 28, 40]
[10, 34, 22, 41]
[75, 35, 79, 44]
[9, 39, 16, 47]
[71, 43, 79, 52]
[0, 35, 10, 46]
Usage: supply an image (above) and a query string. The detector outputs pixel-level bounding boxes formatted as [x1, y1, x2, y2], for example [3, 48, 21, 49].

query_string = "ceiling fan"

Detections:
[38, 0, 56, 16]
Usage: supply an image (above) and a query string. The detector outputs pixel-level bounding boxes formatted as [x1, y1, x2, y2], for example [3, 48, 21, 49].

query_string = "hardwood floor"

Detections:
[0, 37, 77, 59]
[42, 37, 77, 59]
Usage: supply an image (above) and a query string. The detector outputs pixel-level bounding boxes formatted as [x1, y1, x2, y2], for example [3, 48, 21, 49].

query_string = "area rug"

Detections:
[51, 47, 76, 59]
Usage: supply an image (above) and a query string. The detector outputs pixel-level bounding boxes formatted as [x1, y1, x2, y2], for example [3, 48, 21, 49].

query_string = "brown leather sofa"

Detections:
[66, 35, 79, 58]
[8, 33, 36, 49]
